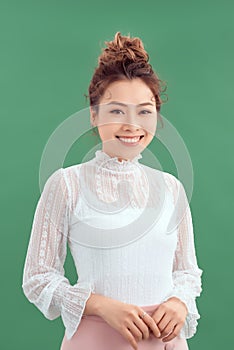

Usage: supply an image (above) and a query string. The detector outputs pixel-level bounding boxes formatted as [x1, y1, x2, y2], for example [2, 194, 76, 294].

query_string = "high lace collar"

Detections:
[93, 149, 142, 172]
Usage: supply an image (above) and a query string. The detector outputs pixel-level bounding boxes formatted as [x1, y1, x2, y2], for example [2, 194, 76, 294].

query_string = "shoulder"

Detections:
[60, 163, 86, 210]
[61, 162, 88, 186]
[41, 164, 81, 197]
[141, 164, 181, 191]
[162, 171, 181, 191]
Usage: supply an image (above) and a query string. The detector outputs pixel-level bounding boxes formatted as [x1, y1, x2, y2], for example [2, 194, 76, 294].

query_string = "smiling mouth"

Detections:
[116, 135, 144, 139]
[115, 135, 144, 145]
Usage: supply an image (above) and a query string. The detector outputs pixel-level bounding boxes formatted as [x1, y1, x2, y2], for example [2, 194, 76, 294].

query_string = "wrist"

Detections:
[83, 293, 106, 316]
[86, 293, 111, 318]
[167, 296, 188, 313]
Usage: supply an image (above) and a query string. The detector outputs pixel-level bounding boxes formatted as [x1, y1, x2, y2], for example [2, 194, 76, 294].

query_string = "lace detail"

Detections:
[22, 168, 95, 340]
[81, 149, 149, 209]
[22, 152, 203, 341]
[94, 149, 142, 172]
[162, 173, 203, 339]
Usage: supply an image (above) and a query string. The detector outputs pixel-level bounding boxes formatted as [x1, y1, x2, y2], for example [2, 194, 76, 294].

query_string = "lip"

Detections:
[116, 135, 144, 146]
[116, 135, 144, 138]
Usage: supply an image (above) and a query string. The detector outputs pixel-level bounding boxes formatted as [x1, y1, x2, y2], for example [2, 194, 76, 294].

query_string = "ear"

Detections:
[90, 106, 97, 127]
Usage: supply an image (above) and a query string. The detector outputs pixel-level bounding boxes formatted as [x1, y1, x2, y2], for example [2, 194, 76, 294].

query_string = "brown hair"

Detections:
[85, 31, 168, 135]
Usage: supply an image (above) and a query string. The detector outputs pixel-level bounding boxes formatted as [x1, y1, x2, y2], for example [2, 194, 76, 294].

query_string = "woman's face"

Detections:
[90, 78, 157, 161]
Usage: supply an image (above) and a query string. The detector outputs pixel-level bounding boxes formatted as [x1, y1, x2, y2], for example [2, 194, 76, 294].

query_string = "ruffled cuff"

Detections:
[162, 292, 201, 339]
[57, 281, 96, 340]
[179, 311, 200, 339]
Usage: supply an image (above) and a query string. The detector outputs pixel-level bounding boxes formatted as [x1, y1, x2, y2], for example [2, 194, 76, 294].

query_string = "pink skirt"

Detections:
[60, 303, 189, 350]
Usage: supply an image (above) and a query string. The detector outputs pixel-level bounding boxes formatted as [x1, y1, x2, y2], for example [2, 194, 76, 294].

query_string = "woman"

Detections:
[22, 32, 203, 350]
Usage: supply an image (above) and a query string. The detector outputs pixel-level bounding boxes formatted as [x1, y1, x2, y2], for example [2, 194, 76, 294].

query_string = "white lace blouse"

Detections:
[22, 149, 203, 341]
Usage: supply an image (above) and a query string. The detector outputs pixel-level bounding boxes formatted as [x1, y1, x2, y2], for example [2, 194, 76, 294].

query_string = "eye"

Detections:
[109, 109, 152, 115]
[110, 109, 124, 115]
[140, 110, 152, 114]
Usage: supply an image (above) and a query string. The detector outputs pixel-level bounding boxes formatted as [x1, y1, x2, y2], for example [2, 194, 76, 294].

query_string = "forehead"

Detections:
[99, 79, 156, 106]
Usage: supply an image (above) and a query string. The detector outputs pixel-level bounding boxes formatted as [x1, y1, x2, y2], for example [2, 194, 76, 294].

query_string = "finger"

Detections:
[128, 323, 144, 342]
[157, 315, 173, 338]
[158, 319, 176, 339]
[162, 323, 182, 342]
[133, 317, 150, 340]
[151, 307, 166, 325]
[142, 314, 161, 338]
[123, 328, 138, 350]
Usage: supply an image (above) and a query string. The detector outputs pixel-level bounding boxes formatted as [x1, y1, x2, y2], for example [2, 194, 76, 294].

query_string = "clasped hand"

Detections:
[149, 296, 188, 342]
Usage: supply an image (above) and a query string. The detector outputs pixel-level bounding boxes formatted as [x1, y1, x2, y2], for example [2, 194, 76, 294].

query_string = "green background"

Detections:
[1, 0, 232, 349]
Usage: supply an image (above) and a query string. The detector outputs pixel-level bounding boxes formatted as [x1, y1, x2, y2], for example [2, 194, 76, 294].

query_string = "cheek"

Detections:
[144, 120, 157, 138]
[144, 134, 154, 145]
[98, 125, 118, 139]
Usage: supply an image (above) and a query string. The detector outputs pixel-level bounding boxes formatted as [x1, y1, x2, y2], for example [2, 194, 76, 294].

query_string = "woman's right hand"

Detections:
[97, 297, 161, 350]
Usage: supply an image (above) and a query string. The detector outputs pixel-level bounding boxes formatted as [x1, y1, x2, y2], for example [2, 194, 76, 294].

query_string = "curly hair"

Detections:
[85, 31, 168, 135]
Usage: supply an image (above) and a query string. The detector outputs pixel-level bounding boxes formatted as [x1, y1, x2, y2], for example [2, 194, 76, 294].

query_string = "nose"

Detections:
[122, 110, 141, 131]
[122, 122, 140, 132]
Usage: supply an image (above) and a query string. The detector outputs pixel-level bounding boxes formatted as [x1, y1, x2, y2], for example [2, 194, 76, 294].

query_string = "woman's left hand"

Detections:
[150, 297, 188, 342]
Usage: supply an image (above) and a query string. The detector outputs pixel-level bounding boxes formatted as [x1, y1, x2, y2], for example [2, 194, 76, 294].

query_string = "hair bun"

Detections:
[98, 31, 149, 65]
[87, 31, 168, 115]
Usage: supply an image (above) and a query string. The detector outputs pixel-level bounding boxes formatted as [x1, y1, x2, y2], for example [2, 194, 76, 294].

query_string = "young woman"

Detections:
[22, 32, 203, 350]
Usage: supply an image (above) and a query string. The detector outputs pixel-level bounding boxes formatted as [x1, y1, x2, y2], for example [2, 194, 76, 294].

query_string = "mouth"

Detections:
[115, 135, 144, 145]
[116, 135, 144, 140]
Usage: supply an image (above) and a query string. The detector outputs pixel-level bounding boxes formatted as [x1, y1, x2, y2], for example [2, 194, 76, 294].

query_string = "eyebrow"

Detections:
[105, 101, 155, 107]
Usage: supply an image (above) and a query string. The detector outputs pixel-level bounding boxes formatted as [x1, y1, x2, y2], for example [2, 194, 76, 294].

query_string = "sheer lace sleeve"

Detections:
[21, 168, 95, 340]
[163, 173, 203, 339]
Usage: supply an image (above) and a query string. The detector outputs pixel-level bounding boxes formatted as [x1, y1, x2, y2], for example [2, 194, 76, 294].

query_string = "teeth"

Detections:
[119, 136, 140, 143]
